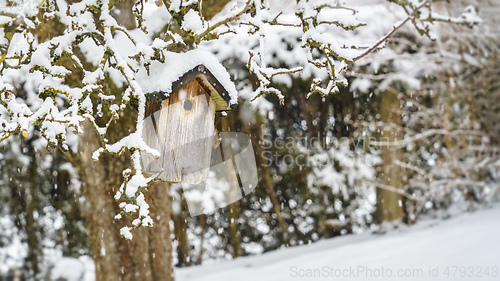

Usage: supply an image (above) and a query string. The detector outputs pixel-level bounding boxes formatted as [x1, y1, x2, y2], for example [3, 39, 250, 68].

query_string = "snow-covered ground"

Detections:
[177, 205, 500, 281]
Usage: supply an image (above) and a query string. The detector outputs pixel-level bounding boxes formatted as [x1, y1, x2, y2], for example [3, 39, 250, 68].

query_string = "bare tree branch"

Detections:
[352, 0, 430, 62]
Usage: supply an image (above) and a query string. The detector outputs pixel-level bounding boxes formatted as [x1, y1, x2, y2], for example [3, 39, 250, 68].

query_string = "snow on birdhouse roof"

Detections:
[136, 49, 238, 111]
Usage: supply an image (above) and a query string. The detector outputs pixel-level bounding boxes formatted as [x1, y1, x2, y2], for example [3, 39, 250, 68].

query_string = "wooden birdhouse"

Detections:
[138, 50, 238, 184]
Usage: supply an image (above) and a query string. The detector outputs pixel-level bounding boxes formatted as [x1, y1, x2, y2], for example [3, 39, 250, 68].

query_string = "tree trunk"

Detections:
[197, 214, 205, 264]
[77, 122, 174, 281]
[171, 196, 191, 267]
[220, 117, 242, 257]
[375, 91, 404, 224]
[26, 148, 40, 278]
[228, 201, 241, 257]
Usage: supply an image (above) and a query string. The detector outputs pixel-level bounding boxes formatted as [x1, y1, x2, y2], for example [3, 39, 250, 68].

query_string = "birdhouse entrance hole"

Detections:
[183, 99, 193, 111]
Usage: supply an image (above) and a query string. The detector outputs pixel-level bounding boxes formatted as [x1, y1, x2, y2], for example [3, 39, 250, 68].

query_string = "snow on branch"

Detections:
[0, 0, 483, 238]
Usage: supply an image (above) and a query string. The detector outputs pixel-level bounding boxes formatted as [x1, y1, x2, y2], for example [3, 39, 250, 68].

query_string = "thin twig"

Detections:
[352, 0, 430, 62]
[194, 0, 252, 43]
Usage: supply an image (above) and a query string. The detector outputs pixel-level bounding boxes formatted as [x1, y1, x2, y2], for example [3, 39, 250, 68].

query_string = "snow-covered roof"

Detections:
[136, 49, 238, 111]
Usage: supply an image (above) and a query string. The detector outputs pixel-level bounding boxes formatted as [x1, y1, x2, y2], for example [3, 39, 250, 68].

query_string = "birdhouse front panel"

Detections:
[142, 80, 215, 184]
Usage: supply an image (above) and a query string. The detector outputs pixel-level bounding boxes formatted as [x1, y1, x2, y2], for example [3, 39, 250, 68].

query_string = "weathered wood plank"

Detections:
[142, 80, 215, 184]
